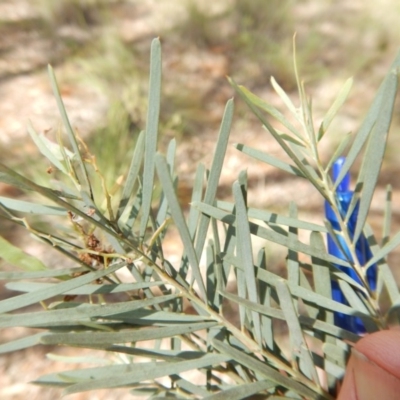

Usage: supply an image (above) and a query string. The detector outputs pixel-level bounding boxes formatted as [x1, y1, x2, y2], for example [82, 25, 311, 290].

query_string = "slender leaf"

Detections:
[234, 84, 302, 139]
[187, 163, 205, 239]
[155, 154, 206, 300]
[195, 99, 234, 259]
[318, 78, 353, 140]
[27, 121, 68, 173]
[270, 77, 298, 115]
[0, 294, 179, 328]
[334, 50, 400, 188]
[0, 266, 88, 280]
[0, 261, 127, 314]
[204, 380, 275, 400]
[140, 38, 162, 236]
[337, 280, 370, 315]
[6, 281, 164, 295]
[382, 184, 392, 246]
[0, 196, 66, 215]
[310, 232, 332, 300]
[365, 230, 400, 270]
[325, 133, 352, 173]
[41, 321, 218, 346]
[230, 78, 327, 199]
[353, 70, 398, 241]
[61, 354, 230, 394]
[276, 280, 319, 383]
[48, 65, 92, 197]
[287, 202, 300, 286]
[233, 180, 261, 344]
[117, 130, 145, 219]
[378, 263, 400, 305]
[172, 375, 211, 397]
[234, 144, 304, 178]
[0, 332, 46, 354]
[0, 236, 47, 271]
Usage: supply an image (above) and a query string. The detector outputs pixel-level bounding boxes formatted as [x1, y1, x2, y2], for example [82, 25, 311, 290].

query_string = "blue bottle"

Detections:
[324, 157, 377, 333]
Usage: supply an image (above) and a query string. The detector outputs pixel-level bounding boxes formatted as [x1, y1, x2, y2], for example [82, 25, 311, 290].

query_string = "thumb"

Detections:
[338, 329, 400, 400]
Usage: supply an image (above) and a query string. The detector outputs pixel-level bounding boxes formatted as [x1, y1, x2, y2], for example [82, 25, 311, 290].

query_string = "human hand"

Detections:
[338, 329, 400, 400]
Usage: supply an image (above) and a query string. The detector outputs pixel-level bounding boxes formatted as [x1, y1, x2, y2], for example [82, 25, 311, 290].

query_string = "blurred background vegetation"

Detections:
[1, 0, 399, 178]
[1, 0, 400, 398]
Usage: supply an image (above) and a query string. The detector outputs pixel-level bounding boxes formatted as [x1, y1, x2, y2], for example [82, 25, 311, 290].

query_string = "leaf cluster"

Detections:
[0, 39, 399, 399]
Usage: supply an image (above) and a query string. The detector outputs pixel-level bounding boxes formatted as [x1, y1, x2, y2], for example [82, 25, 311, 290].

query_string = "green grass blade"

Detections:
[140, 38, 162, 237]
[155, 154, 206, 300]
[48, 65, 92, 197]
[117, 130, 145, 219]
[0, 236, 47, 271]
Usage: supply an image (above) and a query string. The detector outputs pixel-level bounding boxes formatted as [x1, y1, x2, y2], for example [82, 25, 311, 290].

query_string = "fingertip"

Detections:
[355, 329, 400, 379]
[338, 329, 400, 400]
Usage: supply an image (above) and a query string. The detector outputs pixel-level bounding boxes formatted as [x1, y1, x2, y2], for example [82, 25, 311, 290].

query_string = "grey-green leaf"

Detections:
[0, 196, 67, 215]
[140, 38, 162, 236]
[0, 236, 47, 271]
[0, 261, 127, 314]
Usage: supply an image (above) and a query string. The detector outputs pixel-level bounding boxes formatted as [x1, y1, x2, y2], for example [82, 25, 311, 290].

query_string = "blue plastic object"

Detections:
[325, 157, 377, 333]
